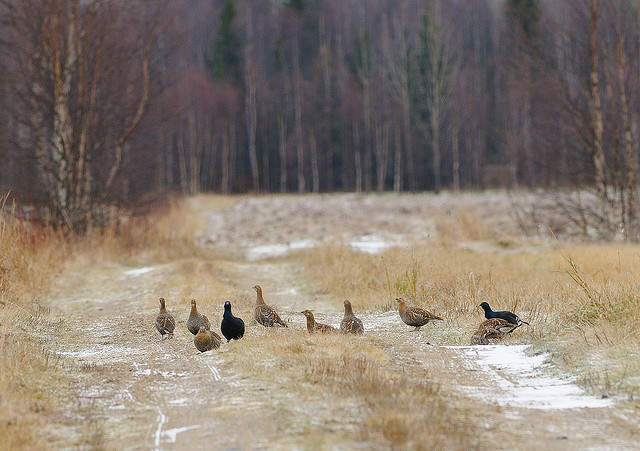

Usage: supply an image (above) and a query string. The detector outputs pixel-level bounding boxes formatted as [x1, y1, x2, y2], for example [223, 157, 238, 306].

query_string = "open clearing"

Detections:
[42, 193, 640, 449]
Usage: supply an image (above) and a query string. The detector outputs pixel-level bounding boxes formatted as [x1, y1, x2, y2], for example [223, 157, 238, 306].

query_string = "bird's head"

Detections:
[252, 285, 261, 293]
[198, 326, 207, 334]
[479, 302, 490, 311]
[395, 297, 405, 305]
[224, 301, 231, 311]
[300, 309, 313, 317]
[190, 298, 197, 306]
[158, 297, 165, 306]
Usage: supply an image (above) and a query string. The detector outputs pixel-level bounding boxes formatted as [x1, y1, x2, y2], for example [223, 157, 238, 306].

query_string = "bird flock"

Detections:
[155, 285, 530, 352]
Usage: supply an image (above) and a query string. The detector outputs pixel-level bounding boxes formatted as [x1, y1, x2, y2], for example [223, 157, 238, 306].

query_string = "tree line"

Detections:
[1, 0, 640, 238]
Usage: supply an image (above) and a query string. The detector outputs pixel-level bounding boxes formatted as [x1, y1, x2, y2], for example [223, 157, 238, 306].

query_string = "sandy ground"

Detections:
[45, 193, 640, 450]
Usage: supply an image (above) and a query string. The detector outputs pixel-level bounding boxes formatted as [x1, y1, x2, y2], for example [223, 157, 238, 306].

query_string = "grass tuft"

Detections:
[0, 195, 204, 447]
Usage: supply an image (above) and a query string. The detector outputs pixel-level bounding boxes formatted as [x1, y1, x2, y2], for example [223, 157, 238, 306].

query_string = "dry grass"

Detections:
[0, 196, 210, 448]
[227, 326, 480, 449]
[76, 196, 205, 265]
[299, 230, 640, 406]
[5, 191, 640, 447]
[0, 194, 73, 448]
[432, 207, 490, 242]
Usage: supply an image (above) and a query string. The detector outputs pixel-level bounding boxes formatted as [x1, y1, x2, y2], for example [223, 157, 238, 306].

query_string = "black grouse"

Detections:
[479, 302, 529, 328]
[220, 301, 245, 342]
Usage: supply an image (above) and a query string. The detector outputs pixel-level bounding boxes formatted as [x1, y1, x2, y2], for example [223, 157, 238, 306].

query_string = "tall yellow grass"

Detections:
[0, 196, 202, 448]
[299, 238, 640, 404]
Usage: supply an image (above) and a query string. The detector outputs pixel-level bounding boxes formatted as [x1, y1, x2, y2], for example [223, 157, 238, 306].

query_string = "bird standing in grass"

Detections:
[221, 301, 245, 341]
[340, 300, 364, 334]
[187, 298, 211, 335]
[155, 297, 175, 339]
[479, 302, 529, 328]
[395, 297, 443, 331]
[253, 285, 287, 327]
[301, 310, 338, 334]
[194, 326, 222, 352]
[470, 318, 519, 345]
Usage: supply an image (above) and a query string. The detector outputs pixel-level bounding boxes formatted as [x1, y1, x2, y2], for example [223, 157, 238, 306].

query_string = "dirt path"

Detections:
[48, 194, 640, 449]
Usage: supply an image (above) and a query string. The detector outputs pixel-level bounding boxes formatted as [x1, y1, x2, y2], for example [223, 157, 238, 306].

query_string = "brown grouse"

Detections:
[194, 326, 222, 352]
[301, 310, 338, 334]
[340, 300, 364, 334]
[470, 318, 519, 345]
[396, 297, 443, 331]
[155, 297, 176, 339]
[187, 298, 211, 335]
[253, 285, 287, 327]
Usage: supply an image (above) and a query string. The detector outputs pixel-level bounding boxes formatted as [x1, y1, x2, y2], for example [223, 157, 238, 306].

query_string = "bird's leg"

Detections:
[505, 323, 522, 334]
[414, 326, 421, 332]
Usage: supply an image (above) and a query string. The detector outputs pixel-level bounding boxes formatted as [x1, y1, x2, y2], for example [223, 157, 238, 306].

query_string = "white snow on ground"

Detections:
[60, 344, 133, 358]
[246, 235, 408, 260]
[451, 345, 613, 410]
[123, 266, 155, 277]
[246, 239, 317, 260]
[348, 234, 408, 254]
[163, 425, 201, 443]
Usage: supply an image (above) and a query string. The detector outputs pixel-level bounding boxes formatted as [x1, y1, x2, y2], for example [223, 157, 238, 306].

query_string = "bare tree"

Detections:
[588, 0, 607, 201]
[2, 0, 166, 230]
[414, 0, 451, 194]
[244, 9, 259, 192]
[381, 3, 412, 192]
[611, 2, 637, 239]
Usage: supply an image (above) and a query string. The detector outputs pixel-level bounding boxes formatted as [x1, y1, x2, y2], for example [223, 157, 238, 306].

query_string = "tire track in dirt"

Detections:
[47, 261, 291, 449]
[46, 194, 640, 449]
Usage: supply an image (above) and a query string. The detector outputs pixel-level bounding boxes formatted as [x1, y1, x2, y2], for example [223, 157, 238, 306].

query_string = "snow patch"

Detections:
[123, 266, 155, 277]
[133, 368, 190, 378]
[349, 234, 407, 254]
[59, 344, 132, 358]
[246, 234, 408, 260]
[246, 239, 316, 260]
[163, 425, 201, 443]
[451, 345, 613, 410]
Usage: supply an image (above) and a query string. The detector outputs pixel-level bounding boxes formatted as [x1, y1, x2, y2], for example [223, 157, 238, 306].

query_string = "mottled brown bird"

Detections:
[253, 285, 287, 327]
[155, 297, 176, 339]
[479, 302, 529, 327]
[187, 298, 211, 335]
[194, 326, 222, 352]
[396, 297, 443, 331]
[470, 318, 518, 345]
[301, 310, 338, 334]
[340, 300, 364, 334]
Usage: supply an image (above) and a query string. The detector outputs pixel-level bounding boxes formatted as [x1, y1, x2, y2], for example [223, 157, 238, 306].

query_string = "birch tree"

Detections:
[3, 0, 165, 230]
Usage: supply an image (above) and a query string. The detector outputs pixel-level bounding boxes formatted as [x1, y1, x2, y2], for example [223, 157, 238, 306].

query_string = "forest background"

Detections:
[0, 0, 639, 239]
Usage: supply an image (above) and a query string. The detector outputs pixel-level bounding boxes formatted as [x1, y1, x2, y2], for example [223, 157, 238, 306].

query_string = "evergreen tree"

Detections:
[505, 0, 540, 43]
[207, 0, 242, 82]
